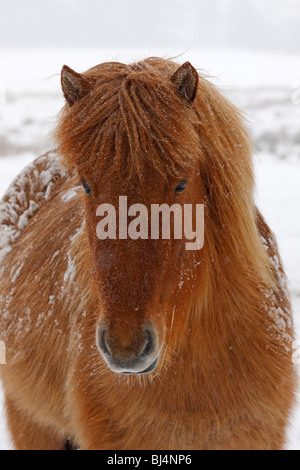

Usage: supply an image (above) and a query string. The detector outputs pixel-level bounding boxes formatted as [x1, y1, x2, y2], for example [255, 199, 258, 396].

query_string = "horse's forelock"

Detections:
[54, 58, 201, 180]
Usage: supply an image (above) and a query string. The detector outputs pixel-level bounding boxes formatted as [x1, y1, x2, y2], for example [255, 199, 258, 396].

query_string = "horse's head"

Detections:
[55, 58, 253, 376]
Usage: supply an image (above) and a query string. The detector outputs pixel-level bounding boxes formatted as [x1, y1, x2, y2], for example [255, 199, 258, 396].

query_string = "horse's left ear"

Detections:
[171, 62, 198, 104]
[61, 65, 96, 106]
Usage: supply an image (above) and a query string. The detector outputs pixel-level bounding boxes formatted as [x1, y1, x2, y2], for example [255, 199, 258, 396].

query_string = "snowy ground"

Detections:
[0, 48, 299, 450]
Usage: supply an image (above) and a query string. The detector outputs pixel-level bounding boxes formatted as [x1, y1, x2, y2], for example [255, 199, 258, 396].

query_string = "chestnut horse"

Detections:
[0, 58, 297, 450]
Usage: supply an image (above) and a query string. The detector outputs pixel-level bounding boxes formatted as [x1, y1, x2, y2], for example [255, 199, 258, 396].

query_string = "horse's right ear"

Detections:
[61, 65, 96, 106]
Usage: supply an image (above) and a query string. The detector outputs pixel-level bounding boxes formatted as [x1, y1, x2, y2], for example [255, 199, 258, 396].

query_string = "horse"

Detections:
[0, 57, 297, 450]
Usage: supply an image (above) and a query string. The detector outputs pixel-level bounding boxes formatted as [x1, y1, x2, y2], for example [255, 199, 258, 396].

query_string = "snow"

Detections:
[63, 255, 77, 285]
[0, 48, 300, 449]
[10, 262, 24, 284]
[61, 187, 80, 203]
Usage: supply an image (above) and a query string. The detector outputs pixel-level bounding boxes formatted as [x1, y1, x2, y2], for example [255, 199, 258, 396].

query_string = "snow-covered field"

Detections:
[0, 48, 299, 450]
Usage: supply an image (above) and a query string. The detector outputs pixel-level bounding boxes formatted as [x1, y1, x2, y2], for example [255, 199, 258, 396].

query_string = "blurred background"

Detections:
[0, 0, 300, 449]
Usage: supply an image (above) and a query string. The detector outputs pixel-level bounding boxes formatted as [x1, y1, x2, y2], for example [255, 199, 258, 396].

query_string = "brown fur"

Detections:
[0, 57, 297, 450]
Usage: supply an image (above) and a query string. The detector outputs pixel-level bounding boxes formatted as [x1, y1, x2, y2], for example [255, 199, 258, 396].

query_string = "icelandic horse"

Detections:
[0, 58, 297, 450]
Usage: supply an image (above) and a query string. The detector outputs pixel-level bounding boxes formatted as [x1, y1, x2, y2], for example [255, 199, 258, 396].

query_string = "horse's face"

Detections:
[83, 167, 204, 375]
[60, 61, 204, 375]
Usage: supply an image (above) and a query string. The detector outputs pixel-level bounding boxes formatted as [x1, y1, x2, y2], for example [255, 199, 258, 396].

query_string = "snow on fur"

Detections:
[0, 152, 66, 264]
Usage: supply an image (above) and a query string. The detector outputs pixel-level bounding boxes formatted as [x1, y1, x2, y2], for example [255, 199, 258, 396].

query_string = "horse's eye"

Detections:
[175, 179, 188, 194]
[81, 178, 91, 195]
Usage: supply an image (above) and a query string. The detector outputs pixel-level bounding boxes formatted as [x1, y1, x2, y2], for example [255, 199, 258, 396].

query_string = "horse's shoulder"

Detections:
[0, 151, 71, 263]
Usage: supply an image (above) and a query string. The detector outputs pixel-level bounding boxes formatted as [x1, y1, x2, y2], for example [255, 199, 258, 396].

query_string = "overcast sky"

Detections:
[1, 0, 300, 53]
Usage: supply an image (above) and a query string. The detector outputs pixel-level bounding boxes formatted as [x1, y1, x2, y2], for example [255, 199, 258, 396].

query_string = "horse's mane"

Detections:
[55, 56, 273, 291]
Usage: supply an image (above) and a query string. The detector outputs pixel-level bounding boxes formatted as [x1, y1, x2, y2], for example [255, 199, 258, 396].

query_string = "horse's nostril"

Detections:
[140, 329, 154, 358]
[100, 329, 110, 356]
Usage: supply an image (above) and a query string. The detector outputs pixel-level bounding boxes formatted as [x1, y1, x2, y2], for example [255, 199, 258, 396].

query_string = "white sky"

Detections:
[1, 0, 300, 53]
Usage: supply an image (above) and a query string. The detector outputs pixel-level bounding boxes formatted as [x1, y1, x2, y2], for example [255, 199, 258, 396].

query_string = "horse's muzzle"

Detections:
[97, 323, 159, 375]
